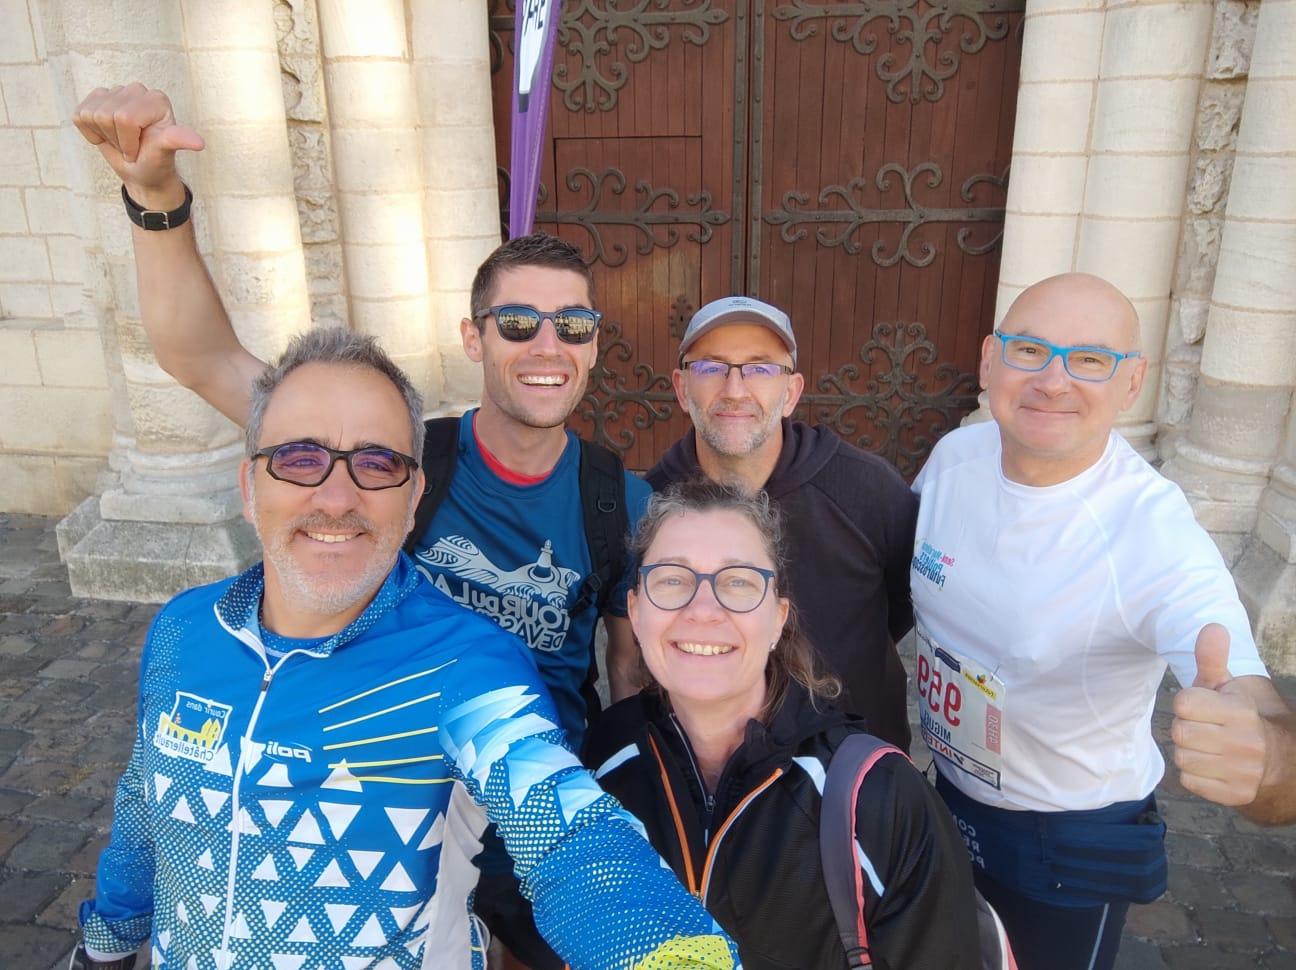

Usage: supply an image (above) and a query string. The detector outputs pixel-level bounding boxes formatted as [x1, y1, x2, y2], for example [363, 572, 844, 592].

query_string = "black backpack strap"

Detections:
[572, 439, 630, 723]
[821, 733, 908, 969]
[572, 439, 630, 618]
[402, 416, 462, 556]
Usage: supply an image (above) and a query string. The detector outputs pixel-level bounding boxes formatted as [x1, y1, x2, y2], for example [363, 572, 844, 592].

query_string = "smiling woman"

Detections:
[586, 480, 986, 970]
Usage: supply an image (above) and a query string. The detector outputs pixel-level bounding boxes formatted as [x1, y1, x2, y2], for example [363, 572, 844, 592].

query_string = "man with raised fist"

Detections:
[909, 272, 1294, 970]
[72, 82, 653, 970]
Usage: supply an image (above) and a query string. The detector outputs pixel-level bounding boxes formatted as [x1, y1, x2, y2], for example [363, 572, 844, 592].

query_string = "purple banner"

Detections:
[509, 0, 562, 238]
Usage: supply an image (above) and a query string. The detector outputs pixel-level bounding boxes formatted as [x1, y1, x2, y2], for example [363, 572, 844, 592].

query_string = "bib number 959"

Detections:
[916, 653, 962, 726]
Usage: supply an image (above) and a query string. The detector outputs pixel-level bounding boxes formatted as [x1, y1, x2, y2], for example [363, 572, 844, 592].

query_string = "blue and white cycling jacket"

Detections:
[82, 554, 740, 970]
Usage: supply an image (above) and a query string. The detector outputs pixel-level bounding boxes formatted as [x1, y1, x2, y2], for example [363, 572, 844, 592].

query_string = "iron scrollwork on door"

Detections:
[487, 0, 512, 75]
[534, 167, 731, 267]
[763, 163, 1008, 267]
[772, 0, 1025, 102]
[795, 320, 980, 477]
[577, 319, 680, 453]
[488, 0, 728, 104]
[555, 0, 729, 112]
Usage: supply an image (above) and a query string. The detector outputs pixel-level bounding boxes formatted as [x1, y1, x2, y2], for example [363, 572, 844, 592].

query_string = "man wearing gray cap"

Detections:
[641, 296, 919, 750]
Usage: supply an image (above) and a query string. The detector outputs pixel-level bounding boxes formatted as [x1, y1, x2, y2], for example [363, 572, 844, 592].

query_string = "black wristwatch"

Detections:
[121, 182, 192, 231]
[69, 942, 137, 970]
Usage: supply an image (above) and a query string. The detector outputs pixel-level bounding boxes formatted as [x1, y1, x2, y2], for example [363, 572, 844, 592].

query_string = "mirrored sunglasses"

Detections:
[474, 304, 603, 345]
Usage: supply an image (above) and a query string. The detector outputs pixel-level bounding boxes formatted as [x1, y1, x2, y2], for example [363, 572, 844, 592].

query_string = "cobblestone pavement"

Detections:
[0, 511, 1293, 969]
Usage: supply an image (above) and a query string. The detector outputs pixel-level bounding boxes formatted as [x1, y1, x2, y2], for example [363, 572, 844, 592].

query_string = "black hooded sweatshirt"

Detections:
[646, 420, 918, 749]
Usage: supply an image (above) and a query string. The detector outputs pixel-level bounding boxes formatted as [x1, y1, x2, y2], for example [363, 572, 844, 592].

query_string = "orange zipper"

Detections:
[647, 733, 699, 895]
[698, 768, 783, 901]
[646, 733, 784, 902]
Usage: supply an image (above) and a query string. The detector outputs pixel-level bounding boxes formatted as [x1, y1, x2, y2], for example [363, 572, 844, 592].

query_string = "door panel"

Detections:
[488, 0, 1023, 476]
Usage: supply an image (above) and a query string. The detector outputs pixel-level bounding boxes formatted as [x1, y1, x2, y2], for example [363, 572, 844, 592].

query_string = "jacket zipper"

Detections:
[213, 612, 322, 965]
[668, 714, 714, 838]
[647, 731, 784, 903]
[697, 768, 783, 903]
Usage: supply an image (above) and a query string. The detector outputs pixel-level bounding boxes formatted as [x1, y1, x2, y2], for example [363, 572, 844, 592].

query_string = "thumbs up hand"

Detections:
[1171, 624, 1267, 807]
[1190, 622, 1234, 689]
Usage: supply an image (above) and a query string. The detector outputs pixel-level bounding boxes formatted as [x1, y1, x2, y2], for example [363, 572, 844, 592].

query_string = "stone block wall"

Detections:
[0, 0, 503, 600]
[0, 0, 112, 515]
[0, 0, 499, 527]
[0, 1, 77, 322]
[0, 319, 110, 514]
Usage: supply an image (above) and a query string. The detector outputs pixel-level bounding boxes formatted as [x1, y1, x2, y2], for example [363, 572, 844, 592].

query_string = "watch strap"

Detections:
[121, 183, 192, 231]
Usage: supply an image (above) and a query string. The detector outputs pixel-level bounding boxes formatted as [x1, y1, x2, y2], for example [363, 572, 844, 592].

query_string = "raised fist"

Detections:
[73, 82, 203, 210]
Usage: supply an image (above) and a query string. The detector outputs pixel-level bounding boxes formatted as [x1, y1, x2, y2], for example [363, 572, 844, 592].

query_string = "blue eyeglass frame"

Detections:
[993, 330, 1142, 382]
[637, 563, 777, 613]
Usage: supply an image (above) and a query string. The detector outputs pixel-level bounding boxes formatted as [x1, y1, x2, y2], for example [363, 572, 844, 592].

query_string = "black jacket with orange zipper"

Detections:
[585, 685, 980, 970]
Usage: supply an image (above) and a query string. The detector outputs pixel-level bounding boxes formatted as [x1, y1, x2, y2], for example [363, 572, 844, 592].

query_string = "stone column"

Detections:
[55, 0, 310, 601]
[410, 0, 501, 403]
[1166, 0, 1296, 670]
[1073, 0, 1212, 454]
[1156, 3, 1259, 463]
[976, 0, 1104, 424]
[987, 0, 1211, 448]
[1237, 393, 1296, 672]
[995, 0, 1105, 320]
[315, 0, 442, 405]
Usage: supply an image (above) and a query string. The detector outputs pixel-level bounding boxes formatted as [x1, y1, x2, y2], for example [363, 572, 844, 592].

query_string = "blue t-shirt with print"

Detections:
[411, 411, 650, 751]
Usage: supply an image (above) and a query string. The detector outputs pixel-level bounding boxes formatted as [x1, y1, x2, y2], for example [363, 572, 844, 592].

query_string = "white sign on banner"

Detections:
[517, 0, 557, 112]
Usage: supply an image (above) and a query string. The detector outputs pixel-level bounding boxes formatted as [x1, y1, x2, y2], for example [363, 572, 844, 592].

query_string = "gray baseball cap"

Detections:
[678, 295, 798, 367]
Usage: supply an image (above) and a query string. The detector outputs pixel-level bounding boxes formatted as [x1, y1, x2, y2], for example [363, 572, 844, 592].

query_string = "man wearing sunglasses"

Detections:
[72, 328, 740, 970]
[645, 296, 920, 752]
[908, 272, 1293, 970]
[73, 84, 651, 969]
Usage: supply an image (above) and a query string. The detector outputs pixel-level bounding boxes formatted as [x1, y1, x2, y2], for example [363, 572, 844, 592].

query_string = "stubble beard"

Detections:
[688, 386, 788, 459]
[249, 488, 402, 618]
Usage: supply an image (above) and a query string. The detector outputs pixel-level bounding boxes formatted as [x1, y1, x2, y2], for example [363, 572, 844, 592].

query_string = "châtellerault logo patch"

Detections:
[153, 691, 233, 764]
[912, 540, 956, 589]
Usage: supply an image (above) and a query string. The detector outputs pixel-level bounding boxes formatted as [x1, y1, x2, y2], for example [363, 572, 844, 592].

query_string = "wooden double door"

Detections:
[489, 0, 1025, 476]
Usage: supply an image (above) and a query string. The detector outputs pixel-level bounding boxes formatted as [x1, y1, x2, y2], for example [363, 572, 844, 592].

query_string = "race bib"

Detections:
[915, 620, 1006, 791]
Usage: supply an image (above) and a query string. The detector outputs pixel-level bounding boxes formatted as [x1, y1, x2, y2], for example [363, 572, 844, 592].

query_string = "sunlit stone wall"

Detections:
[0, 0, 498, 600]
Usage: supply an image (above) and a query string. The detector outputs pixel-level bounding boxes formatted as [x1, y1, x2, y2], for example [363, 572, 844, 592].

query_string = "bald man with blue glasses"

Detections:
[909, 272, 1294, 970]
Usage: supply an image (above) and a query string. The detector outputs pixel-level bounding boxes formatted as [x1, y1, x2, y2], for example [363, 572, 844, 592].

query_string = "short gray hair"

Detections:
[245, 327, 426, 461]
